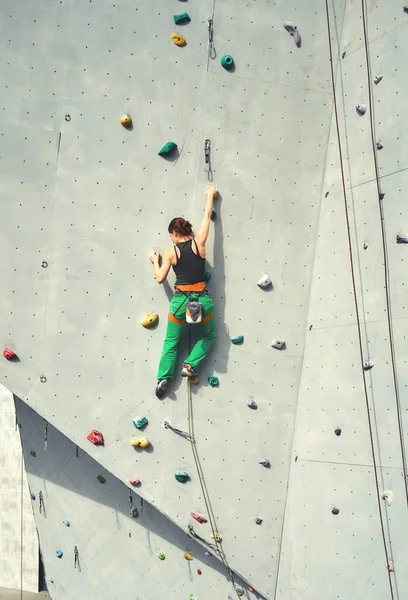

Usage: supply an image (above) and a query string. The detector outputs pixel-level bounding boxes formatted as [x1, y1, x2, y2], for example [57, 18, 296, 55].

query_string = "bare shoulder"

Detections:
[193, 236, 206, 259]
[165, 245, 177, 265]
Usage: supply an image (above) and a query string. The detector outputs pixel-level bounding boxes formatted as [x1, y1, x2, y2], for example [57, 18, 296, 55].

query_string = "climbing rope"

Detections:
[360, 0, 408, 507]
[324, 1, 395, 597]
[186, 331, 240, 598]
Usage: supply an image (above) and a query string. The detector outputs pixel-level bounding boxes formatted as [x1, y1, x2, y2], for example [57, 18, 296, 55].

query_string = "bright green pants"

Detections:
[157, 292, 216, 380]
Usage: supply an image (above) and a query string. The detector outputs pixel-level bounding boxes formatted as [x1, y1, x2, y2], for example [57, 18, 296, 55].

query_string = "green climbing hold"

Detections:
[175, 471, 189, 483]
[132, 507, 139, 518]
[173, 12, 190, 24]
[221, 55, 234, 70]
[133, 416, 148, 429]
[30, 449, 36, 457]
[211, 209, 217, 220]
[97, 474, 106, 484]
[203, 271, 211, 282]
[231, 335, 244, 345]
[208, 376, 219, 387]
[157, 551, 166, 560]
[158, 141, 177, 156]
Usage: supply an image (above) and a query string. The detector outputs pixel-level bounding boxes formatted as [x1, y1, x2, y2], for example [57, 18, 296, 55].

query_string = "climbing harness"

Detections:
[174, 286, 209, 324]
[204, 138, 213, 181]
[207, 18, 216, 59]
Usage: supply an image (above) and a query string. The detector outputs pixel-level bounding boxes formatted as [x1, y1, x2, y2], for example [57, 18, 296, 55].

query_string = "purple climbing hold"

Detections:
[282, 21, 301, 47]
[255, 517, 263, 525]
[356, 104, 367, 116]
[247, 398, 257, 410]
[397, 232, 408, 244]
[332, 508, 340, 515]
[259, 459, 270, 467]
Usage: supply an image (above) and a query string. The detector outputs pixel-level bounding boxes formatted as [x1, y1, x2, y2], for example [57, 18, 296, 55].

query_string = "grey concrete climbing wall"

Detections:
[1, 0, 408, 598]
[16, 397, 249, 600]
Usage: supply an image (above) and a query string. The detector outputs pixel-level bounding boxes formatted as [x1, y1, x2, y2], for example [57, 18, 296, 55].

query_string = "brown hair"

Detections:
[168, 217, 193, 236]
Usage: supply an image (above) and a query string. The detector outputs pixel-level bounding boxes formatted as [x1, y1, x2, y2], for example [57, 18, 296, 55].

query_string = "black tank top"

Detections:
[173, 239, 205, 285]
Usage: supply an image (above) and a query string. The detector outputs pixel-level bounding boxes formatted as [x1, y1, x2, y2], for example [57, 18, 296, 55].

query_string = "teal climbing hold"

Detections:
[133, 416, 148, 429]
[231, 335, 244, 345]
[132, 507, 139, 518]
[208, 376, 219, 387]
[158, 141, 177, 156]
[175, 470, 189, 483]
[63, 520, 70, 527]
[173, 12, 190, 24]
[203, 271, 211, 282]
[221, 55, 234, 70]
[211, 209, 217, 220]
[97, 474, 106, 484]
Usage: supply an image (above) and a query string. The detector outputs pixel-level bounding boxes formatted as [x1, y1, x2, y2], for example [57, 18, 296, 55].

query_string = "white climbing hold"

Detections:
[376, 141, 383, 150]
[271, 338, 286, 350]
[259, 459, 270, 467]
[356, 104, 367, 116]
[374, 75, 383, 84]
[204, 551, 212, 556]
[257, 274, 272, 289]
[387, 560, 395, 572]
[247, 398, 257, 409]
[382, 491, 393, 506]
[236, 589, 244, 597]
[363, 359, 374, 371]
[282, 21, 301, 47]
[397, 232, 408, 244]
[62, 520, 70, 527]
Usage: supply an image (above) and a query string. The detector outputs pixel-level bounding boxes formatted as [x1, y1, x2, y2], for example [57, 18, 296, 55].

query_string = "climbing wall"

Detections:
[1, 0, 408, 598]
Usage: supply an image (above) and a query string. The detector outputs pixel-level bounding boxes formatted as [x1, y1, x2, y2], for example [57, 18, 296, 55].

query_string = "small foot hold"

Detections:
[271, 338, 286, 350]
[376, 140, 383, 150]
[382, 490, 393, 506]
[231, 335, 244, 345]
[208, 376, 219, 387]
[283, 21, 301, 47]
[189, 376, 200, 384]
[259, 459, 270, 467]
[191, 512, 208, 524]
[141, 312, 159, 328]
[173, 12, 190, 25]
[356, 103, 367, 116]
[397, 232, 408, 244]
[221, 54, 235, 69]
[158, 141, 177, 156]
[363, 359, 374, 371]
[247, 398, 257, 409]
[374, 74, 383, 85]
[184, 552, 194, 560]
[170, 33, 186, 47]
[155, 379, 168, 399]
[120, 114, 132, 128]
[257, 274, 272, 289]
[3, 348, 17, 360]
[87, 430, 104, 446]
[175, 470, 190, 483]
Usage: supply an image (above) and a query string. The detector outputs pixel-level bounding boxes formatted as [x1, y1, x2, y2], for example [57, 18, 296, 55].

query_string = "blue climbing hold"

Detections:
[55, 550, 63, 558]
[63, 520, 70, 527]
[30, 493, 36, 500]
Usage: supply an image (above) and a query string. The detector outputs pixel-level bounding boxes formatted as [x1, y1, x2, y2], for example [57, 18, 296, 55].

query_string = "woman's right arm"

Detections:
[194, 186, 218, 255]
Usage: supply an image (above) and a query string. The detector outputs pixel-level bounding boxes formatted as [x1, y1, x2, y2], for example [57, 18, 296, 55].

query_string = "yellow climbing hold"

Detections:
[184, 552, 194, 560]
[189, 376, 200, 385]
[130, 436, 150, 448]
[211, 533, 222, 543]
[171, 33, 186, 47]
[120, 114, 132, 127]
[141, 313, 159, 328]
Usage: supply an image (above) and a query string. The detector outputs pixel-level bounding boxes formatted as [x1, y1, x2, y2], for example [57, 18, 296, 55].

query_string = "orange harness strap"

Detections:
[168, 312, 186, 325]
[201, 312, 214, 324]
[175, 281, 206, 292]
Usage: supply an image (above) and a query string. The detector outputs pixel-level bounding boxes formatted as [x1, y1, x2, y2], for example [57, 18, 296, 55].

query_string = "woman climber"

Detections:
[150, 185, 218, 399]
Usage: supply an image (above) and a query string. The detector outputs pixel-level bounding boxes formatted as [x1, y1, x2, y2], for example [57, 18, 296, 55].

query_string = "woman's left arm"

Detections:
[150, 248, 172, 284]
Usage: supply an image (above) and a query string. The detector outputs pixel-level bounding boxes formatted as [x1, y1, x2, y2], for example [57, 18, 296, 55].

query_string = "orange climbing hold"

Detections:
[3, 348, 16, 360]
[87, 430, 104, 446]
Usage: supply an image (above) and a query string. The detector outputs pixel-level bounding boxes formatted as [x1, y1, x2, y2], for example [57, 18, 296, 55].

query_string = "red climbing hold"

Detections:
[3, 348, 16, 360]
[191, 512, 208, 524]
[197, 569, 202, 575]
[248, 586, 254, 592]
[87, 430, 104, 446]
[128, 477, 141, 486]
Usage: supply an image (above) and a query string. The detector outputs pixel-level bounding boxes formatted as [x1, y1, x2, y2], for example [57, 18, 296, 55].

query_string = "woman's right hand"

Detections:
[207, 185, 218, 198]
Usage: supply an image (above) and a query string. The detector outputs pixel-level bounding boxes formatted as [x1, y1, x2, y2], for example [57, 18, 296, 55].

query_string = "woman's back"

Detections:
[172, 239, 205, 285]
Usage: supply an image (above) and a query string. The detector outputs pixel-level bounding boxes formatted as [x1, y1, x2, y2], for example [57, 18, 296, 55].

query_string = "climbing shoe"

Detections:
[181, 364, 196, 378]
[155, 379, 168, 399]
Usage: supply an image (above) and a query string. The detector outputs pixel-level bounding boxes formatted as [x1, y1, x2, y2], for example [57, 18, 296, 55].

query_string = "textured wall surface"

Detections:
[1, 0, 408, 598]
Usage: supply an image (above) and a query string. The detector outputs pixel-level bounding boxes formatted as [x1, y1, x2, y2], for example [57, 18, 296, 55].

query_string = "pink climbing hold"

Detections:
[191, 512, 208, 524]
[3, 348, 16, 360]
[197, 569, 202, 575]
[128, 478, 141, 486]
[87, 430, 104, 446]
